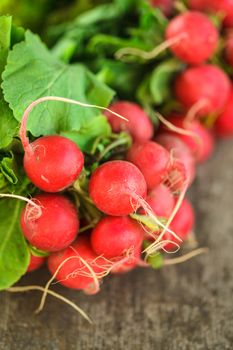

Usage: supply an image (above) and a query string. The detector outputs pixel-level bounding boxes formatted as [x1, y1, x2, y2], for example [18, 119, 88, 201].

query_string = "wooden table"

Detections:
[1, 140, 233, 350]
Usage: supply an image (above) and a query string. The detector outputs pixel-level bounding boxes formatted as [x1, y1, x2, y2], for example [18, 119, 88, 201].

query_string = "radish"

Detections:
[89, 160, 147, 216]
[20, 194, 79, 252]
[163, 198, 195, 251]
[154, 198, 195, 251]
[216, 88, 233, 137]
[91, 216, 144, 259]
[159, 117, 215, 163]
[27, 254, 46, 272]
[149, 0, 173, 16]
[104, 101, 153, 143]
[23, 135, 84, 193]
[188, 0, 209, 11]
[47, 235, 103, 292]
[146, 184, 175, 218]
[164, 159, 187, 193]
[166, 11, 218, 65]
[225, 33, 233, 68]
[126, 141, 170, 190]
[20, 96, 128, 192]
[175, 65, 231, 116]
[111, 246, 141, 274]
[188, 1, 233, 27]
[155, 133, 196, 183]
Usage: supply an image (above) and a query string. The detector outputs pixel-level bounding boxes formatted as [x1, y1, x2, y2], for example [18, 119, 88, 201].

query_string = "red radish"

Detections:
[225, 33, 233, 67]
[188, 0, 209, 11]
[166, 11, 218, 65]
[89, 160, 147, 216]
[146, 184, 175, 218]
[23, 135, 84, 192]
[155, 133, 196, 183]
[104, 101, 153, 143]
[21, 194, 79, 252]
[47, 235, 102, 291]
[208, 0, 233, 27]
[159, 117, 215, 163]
[188, 0, 233, 27]
[127, 141, 170, 189]
[157, 198, 195, 251]
[216, 88, 233, 137]
[111, 247, 141, 274]
[164, 159, 187, 193]
[27, 254, 46, 272]
[150, 0, 173, 16]
[175, 65, 231, 116]
[91, 216, 144, 259]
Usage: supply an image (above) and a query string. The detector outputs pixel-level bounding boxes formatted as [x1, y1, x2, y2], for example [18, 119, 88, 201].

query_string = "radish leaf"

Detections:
[2, 31, 114, 152]
[0, 199, 29, 290]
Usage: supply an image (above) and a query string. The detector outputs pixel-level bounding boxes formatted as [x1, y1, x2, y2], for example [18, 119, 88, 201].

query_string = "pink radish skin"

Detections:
[150, 0, 173, 16]
[155, 133, 196, 183]
[216, 88, 233, 138]
[165, 159, 187, 192]
[21, 194, 79, 252]
[159, 117, 215, 163]
[146, 184, 175, 218]
[111, 247, 141, 274]
[166, 11, 218, 65]
[175, 65, 231, 116]
[27, 254, 46, 272]
[160, 199, 195, 251]
[127, 141, 170, 190]
[23, 135, 84, 193]
[89, 160, 147, 216]
[91, 216, 144, 259]
[47, 235, 103, 291]
[104, 101, 153, 143]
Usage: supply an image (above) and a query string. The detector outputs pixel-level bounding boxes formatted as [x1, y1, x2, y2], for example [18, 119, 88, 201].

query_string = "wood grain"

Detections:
[0, 140, 233, 350]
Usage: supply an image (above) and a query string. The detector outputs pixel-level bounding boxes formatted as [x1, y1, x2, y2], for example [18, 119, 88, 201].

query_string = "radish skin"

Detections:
[21, 194, 79, 252]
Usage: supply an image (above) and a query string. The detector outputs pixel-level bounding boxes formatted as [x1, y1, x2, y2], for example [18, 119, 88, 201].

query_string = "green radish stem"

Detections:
[115, 33, 186, 61]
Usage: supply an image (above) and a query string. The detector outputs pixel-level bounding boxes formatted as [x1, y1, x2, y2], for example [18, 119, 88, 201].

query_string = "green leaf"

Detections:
[0, 153, 18, 185]
[0, 173, 7, 190]
[0, 15, 12, 78]
[149, 59, 183, 105]
[97, 59, 144, 100]
[0, 99, 18, 149]
[0, 199, 30, 290]
[0, 16, 18, 150]
[60, 115, 111, 153]
[2, 31, 114, 150]
[10, 24, 25, 47]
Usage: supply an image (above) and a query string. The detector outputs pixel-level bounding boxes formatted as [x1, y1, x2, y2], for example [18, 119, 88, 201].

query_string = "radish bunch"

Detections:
[19, 97, 199, 293]
[5, 0, 233, 300]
